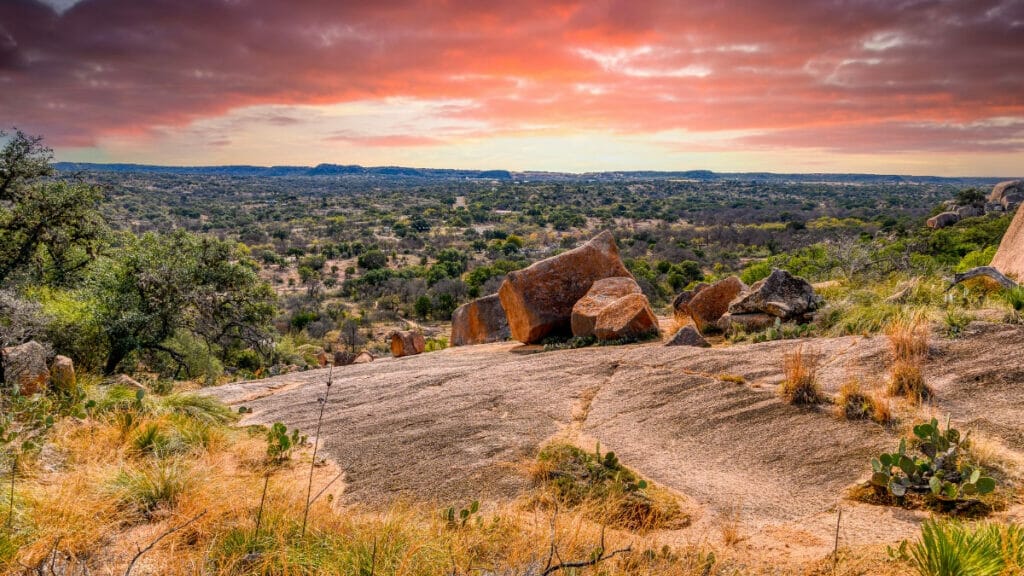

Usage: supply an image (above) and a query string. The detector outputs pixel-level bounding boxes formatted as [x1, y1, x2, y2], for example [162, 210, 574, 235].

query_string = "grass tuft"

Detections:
[885, 314, 932, 402]
[780, 346, 824, 405]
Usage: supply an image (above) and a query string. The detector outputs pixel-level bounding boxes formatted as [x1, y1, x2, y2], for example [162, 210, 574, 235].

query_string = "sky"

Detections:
[1, 0, 1022, 175]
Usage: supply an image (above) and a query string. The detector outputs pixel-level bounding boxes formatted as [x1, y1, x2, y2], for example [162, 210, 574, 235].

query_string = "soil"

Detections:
[205, 320, 1024, 567]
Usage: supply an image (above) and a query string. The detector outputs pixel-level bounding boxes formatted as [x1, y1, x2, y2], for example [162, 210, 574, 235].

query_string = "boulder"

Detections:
[671, 282, 709, 324]
[593, 293, 660, 342]
[571, 277, 643, 338]
[728, 269, 821, 320]
[991, 202, 1024, 280]
[498, 231, 632, 343]
[451, 294, 511, 346]
[716, 312, 777, 333]
[353, 351, 375, 364]
[1, 341, 50, 395]
[112, 374, 146, 391]
[926, 212, 960, 229]
[317, 351, 331, 366]
[51, 355, 76, 393]
[956, 205, 984, 219]
[390, 331, 426, 358]
[687, 276, 746, 332]
[989, 180, 1023, 211]
[664, 325, 710, 347]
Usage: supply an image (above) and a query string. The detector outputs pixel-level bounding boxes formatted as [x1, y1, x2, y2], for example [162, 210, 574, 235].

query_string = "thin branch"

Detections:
[301, 364, 333, 538]
[123, 510, 207, 576]
[948, 266, 1018, 291]
[308, 471, 344, 507]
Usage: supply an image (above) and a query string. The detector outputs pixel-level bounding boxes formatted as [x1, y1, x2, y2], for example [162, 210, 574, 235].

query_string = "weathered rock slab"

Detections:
[671, 282, 709, 325]
[451, 294, 511, 346]
[498, 231, 632, 343]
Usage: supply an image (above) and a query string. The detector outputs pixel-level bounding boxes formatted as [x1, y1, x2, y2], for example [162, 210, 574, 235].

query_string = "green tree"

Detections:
[357, 249, 388, 270]
[0, 131, 108, 287]
[94, 230, 277, 374]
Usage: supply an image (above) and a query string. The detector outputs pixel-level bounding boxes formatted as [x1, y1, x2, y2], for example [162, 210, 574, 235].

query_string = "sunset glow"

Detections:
[2, 0, 1022, 174]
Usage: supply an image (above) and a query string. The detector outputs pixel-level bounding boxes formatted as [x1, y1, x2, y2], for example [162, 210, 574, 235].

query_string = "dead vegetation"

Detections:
[885, 314, 932, 402]
[780, 346, 826, 405]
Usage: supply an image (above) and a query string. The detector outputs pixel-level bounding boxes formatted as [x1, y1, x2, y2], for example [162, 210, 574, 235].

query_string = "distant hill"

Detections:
[54, 162, 515, 181]
[54, 162, 1010, 186]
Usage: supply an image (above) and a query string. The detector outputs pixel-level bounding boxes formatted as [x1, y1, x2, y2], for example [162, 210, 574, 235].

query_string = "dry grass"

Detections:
[718, 373, 746, 385]
[780, 346, 825, 405]
[718, 504, 747, 547]
[835, 379, 892, 425]
[884, 314, 932, 403]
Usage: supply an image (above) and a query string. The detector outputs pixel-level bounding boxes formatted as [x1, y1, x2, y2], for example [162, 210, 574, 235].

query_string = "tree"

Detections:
[0, 131, 108, 287]
[357, 249, 388, 270]
[94, 230, 277, 374]
[339, 318, 365, 353]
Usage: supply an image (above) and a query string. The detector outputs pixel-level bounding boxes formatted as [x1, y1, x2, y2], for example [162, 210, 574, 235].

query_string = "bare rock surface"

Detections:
[498, 231, 631, 343]
[451, 294, 511, 346]
[991, 201, 1024, 280]
[571, 277, 642, 338]
[205, 323, 1024, 559]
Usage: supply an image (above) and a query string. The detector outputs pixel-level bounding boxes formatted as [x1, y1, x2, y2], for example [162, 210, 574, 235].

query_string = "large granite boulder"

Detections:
[989, 180, 1023, 211]
[671, 282, 709, 325]
[687, 276, 746, 332]
[571, 277, 643, 338]
[498, 231, 632, 343]
[390, 331, 426, 358]
[451, 294, 511, 346]
[991, 202, 1024, 280]
[51, 355, 76, 394]
[593, 293, 659, 342]
[728, 269, 821, 321]
[664, 325, 710, 347]
[1, 341, 50, 395]
[926, 212, 960, 229]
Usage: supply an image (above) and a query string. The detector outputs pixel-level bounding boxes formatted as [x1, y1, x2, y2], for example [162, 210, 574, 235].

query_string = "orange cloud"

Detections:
[1, 0, 1022, 167]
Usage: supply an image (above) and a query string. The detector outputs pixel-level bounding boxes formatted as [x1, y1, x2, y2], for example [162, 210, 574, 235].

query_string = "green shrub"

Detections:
[896, 519, 1024, 576]
[112, 460, 192, 515]
[158, 394, 237, 425]
[266, 422, 305, 463]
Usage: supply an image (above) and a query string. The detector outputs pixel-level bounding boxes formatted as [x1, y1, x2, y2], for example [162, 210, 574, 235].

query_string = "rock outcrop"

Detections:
[593, 293, 659, 342]
[728, 269, 821, 321]
[989, 180, 1023, 211]
[571, 277, 643, 338]
[498, 231, 632, 343]
[687, 276, 746, 332]
[353, 351, 375, 364]
[991, 203, 1024, 280]
[664, 325, 710, 347]
[451, 294, 511, 346]
[390, 331, 426, 358]
[926, 212, 961, 229]
[1, 341, 50, 395]
[51, 355, 76, 393]
[671, 282, 709, 324]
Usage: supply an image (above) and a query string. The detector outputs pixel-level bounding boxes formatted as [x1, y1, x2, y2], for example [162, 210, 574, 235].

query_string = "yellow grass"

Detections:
[780, 346, 824, 405]
[884, 314, 932, 402]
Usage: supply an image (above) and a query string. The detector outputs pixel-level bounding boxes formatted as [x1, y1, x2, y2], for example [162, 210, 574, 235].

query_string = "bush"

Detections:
[898, 519, 1024, 576]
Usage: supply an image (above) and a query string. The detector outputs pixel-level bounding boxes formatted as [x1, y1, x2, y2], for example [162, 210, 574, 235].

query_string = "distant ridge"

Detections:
[53, 162, 1009, 186]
